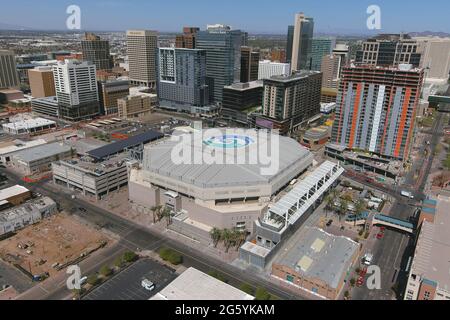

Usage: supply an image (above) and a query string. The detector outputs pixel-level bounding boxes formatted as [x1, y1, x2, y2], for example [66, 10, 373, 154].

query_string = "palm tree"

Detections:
[235, 229, 248, 250]
[161, 206, 173, 227]
[221, 229, 232, 253]
[150, 205, 162, 224]
[354, 199, 366, 227]
[338, 198, 349, 222]
[324, 193, 335, 217]
[209, 227, 222, 247]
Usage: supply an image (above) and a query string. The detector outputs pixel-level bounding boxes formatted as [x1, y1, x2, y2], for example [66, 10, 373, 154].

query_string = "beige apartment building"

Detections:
[28, 67, 56, 98]
[117, 94, 156, 119]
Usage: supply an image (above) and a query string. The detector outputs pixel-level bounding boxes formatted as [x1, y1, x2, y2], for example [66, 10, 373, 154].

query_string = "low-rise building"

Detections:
[0, 185, 32, 206]
[98, 80, 129, 115]
[271, 227, 359, 300]
[151, 267, 254, 300]
[31, 96, 59, 118]
[0, 196, 57, 236]
[117, 94, 157, 119]
[258, 60, 290, 80]
[222, 81, 263, 111]
[2, 117, 56, 135]
[300, 125, 330, 150]
[11, 142, 73, 175]
[52, 154, 129, 199]
[0, 139, 47, 164]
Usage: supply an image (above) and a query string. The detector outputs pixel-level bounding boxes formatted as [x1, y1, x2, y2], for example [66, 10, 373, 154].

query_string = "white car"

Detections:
[362, 253, 373, 265]
[141, 279, 155, 291]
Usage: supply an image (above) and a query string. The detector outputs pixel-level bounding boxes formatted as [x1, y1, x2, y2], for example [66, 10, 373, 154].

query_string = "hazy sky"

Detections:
[1, 0, 449, 34]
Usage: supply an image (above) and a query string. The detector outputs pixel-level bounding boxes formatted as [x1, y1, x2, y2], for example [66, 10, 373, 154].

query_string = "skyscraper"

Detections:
[175, 27, 200, 49]
[126, 30, 158, 89]
[240, 46, 260, 83]
[28, 67, 56, 98]
[331, 64, 424, 160]
[258, 70, 322, 135]
[197, 25, 242, 103]
[355, 34, 421, 67]
[320, 54, 340, 89]
[332, 44, 349, 79]
[81, 32, 113, 71]
[53, 60, 100, 121]
[290, 13, 314, 72]
[158, 48, 209, 111]
[0, 50, 20, 89]
[310, 38, 333, 71]
[286, 25, 294, 65]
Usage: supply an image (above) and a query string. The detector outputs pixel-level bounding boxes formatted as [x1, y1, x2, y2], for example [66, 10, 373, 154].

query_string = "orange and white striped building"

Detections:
[330, 64, 424, 160]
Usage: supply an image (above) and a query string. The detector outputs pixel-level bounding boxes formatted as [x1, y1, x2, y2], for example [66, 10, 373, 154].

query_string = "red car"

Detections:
[359, 268, 367, 277]
[377, 232, 384, 239]
[379, 226, 386, 232]
[356, 276, 365, 287]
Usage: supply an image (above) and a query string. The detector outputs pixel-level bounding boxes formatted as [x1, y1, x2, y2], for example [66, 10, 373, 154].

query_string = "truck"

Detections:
[401, 190, 414, 199]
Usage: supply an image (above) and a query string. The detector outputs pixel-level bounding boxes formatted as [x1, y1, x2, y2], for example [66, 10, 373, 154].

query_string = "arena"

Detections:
[128, 128, 314, 235]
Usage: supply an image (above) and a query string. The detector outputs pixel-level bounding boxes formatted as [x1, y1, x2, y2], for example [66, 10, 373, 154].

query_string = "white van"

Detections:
[141, 279, 155, 291]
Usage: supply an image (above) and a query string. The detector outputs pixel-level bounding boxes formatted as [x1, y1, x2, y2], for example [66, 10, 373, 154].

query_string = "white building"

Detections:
[151, 267, 254, 300]
[0, 196, 57, 236]
[52, 59, 99, 121]
[258, 60, 290, 80]
[2, 117, 56, 135]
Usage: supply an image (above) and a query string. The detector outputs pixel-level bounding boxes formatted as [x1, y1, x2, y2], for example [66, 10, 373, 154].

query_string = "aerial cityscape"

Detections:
[1, 0, 450, 308]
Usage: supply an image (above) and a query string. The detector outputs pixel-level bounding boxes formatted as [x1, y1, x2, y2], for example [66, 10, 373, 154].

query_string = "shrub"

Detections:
[168, 251, 183, 265]
[239, 283, 254, 295]
[255, 287, 271, 300]
[122, 251, 138, 263]
[99, 265, 113, 277]
[114, 256, 124, 268]
[350, 278, 356, 287]
[208, 270, 228, 283]
[87, 274, 100, 286]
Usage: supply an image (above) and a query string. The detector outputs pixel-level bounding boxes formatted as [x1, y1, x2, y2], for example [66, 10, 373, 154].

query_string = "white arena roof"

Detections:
[143, 129, 313, 190]
[150, 267, 254, 300]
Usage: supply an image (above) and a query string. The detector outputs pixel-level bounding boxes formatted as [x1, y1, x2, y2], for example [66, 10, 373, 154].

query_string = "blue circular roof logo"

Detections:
[203, 134, 254, 148]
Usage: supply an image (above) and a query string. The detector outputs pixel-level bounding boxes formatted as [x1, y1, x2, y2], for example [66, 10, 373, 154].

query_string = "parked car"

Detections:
[326, 219, 333, 227]
[141, 279, 155, 291]
[356, 276, 365, 287]
[377, 233, 384, 240]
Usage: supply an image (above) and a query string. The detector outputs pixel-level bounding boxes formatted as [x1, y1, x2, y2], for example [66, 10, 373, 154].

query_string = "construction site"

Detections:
[0, 213, 111, 278]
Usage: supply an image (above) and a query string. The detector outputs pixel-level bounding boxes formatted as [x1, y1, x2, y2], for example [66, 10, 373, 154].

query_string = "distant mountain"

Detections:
[408, 31, 450, 37]
[0, 22, 33, 30]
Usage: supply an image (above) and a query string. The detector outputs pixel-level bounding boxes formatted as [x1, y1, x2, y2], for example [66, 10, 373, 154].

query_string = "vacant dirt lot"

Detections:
[0, 214, 111, 276]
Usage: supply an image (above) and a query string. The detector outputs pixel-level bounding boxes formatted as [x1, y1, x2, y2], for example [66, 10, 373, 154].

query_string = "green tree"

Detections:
[150, 205, 162, 224]
[209, 227, 222, 248]
[350, 278, 356, 287]
[221, 228, 233, 253]
[338, 198, 349, 221]
[161, 206, 173, 227]
[114, 256, 124, 268]
[354, 199, 366, 226]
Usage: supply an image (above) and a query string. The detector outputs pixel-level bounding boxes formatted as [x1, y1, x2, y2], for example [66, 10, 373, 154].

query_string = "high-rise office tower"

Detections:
[320, 54, 340, 89]
[259, 70, 322, 135]
[310, 38, 333, 71]
[289, 13, 314, 72]
[332, 44, 349, 79]
[331, 64, 424, 160]
[355, 34, 421, 67]
[197, 25, 242, 103]
[175, 27, 200, 49]
[158, 48, 209, 110]
[28, 67, 56, 98]
[126, 30, 158, 89]
[81, 32, 113, 71]
[240, 46, 260, 83]
[0, 50, 20, 89]
[286, 26, 294, 65]
[53, 60, 100, 121]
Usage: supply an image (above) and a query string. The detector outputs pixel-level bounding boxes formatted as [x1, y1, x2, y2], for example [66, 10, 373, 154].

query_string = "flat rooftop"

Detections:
[2, 117, 56, 131]
[150, 267, 254, 300]
[268, 70, 321, 82]
[274, 227, 359, 289]
[56, 153, 129, 177]
[0, 139, 47, 156]
[411, 196, 450, 291]
[224, 80, 263, 91]
[0, 185, 30, 202]
[12, 142, 71, 163]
